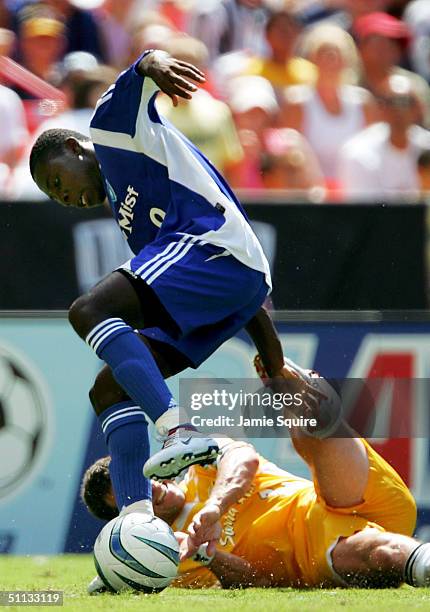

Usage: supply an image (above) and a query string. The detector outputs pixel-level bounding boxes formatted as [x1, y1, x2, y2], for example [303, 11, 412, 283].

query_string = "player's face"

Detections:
[34, 142, 106, 209]
[151, 480, 185, 524]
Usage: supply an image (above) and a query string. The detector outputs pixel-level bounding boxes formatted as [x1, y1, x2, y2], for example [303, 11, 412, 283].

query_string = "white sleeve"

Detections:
[337, 144, 379, 202]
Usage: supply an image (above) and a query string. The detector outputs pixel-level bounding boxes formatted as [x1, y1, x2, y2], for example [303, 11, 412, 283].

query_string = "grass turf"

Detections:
[0, 555, 429, 611]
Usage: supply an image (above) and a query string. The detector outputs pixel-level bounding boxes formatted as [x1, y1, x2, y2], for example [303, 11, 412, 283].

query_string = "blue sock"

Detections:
[100, 401, 151, 510]
[86, 318, 175, 423]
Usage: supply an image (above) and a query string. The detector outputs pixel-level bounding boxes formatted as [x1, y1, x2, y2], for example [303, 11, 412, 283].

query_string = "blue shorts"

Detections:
[118, 233, 269, 368]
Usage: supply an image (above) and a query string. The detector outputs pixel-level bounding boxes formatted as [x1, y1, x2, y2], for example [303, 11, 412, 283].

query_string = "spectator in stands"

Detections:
[142, 0, 191, 31]
[189, 0, 269, 63]
[96, 0, 142, 69]
[156, 35, 244, 183]
[354, 11, 430, 127]
[16, 12, 66, 96]
[403, 0, 430, 84]
[261, 127, 325, 196]
[0, 0, 11, 28]
[244, 7, 317, 94]
[55, 50, 99, 106]
[0, 27, 15, 55]
[338, 74, 430, 201]
[282, 23, 375, 182]
[43, 0, 105, 60]
[34, 63, 116, 136]
[10, 63, 115, 200]
[227, 75, 278, 188]
[126, 21, 174, 68]
[0, 82, 28, 167]
[289, 1, 392, 32]
[344, 0, 392, 20]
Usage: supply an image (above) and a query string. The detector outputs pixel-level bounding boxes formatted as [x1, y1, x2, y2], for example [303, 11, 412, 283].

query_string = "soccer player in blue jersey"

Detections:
[29, 50, 282, 517]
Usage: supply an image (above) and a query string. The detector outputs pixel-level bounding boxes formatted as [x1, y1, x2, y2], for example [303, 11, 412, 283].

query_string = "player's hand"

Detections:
[174, 531, 189, 559]
[140, 50, 206, 107]
[180, 503, 222, 560]
[254, 354, 327, 417]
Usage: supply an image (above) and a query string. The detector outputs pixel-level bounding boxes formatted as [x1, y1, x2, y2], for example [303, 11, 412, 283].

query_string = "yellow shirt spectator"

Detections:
[156, 90, 243, 177]
[245, 56, 317, 90]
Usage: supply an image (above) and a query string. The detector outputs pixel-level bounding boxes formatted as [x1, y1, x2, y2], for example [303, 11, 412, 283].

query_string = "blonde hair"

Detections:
[301, 23, 360, 83]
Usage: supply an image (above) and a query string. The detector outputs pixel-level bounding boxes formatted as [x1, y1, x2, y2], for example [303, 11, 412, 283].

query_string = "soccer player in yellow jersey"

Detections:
[82, 357, 430, 590]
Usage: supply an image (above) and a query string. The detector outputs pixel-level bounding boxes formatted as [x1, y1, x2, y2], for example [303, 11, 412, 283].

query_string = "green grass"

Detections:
[0, 556, 429, 611]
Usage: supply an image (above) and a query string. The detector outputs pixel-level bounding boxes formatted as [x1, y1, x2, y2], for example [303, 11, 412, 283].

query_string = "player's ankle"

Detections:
[155, 405, 191, 437]
[167, 424, 198, 436]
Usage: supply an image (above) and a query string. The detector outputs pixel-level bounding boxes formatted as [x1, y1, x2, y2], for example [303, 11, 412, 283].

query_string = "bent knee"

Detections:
[89, 368, 130, 416]
[68, 293, 97, 338]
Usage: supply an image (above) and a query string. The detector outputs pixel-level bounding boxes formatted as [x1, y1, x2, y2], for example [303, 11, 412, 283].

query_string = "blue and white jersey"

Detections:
[89, 58, 271, 288]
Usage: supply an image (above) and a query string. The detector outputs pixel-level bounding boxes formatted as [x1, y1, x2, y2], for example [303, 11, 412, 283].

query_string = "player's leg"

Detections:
[129, 236, 269, 479]
[89, 339, 186, 416]
[290, 428, 369, 508]
[331, 528, 430, 588]
[254, 355, 369, 507]
[69, 270, 180, 429]
[69, 269, 206, 512]
[86, 337, 194, 511]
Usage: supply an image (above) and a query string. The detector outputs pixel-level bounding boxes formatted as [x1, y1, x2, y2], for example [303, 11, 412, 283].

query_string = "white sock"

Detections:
[404, 543, 430, 586]
[119, 499, 153, 517]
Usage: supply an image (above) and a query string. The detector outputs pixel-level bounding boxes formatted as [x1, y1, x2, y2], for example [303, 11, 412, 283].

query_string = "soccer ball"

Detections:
[0, 349, 47, 499]
[93, 512, 180, 593]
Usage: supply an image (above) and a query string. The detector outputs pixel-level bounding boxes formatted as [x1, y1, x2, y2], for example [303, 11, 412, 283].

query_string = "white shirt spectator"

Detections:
[404, 0, 430, 84]
[338, 122, 430, 201]
[0, 83, 28, 163]
[289, 84, 367, 179]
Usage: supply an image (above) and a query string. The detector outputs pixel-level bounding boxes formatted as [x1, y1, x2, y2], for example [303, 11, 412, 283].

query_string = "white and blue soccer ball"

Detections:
[93, 512, 180, 593]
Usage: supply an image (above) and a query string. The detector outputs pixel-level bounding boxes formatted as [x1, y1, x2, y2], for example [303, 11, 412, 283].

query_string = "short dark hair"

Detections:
[29, 128, 89, 179]
[80, 456, 119, 521]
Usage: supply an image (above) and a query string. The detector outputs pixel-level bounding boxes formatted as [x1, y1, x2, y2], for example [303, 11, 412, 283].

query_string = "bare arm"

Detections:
[245, 306, 284, 377]
[181, 440, 259, 558]
[208, 550, 274, 589]
[206, 440, 259, 514]
[137, 50, 206, 106]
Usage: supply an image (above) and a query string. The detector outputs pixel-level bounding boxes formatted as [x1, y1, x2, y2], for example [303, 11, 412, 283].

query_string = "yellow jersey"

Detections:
[172, 441, 416, 588]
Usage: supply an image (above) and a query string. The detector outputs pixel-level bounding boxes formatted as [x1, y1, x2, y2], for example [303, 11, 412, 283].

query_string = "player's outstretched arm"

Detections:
[245, 306, 285, 377]
[137, 50, 206, 107]
[181, 440, 259, 559]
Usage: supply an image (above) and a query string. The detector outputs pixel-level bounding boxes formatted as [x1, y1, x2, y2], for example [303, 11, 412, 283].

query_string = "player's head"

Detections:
[29, 128, 106, 208]
[378, 74, 418, 130]
[81, 456, 186, 524]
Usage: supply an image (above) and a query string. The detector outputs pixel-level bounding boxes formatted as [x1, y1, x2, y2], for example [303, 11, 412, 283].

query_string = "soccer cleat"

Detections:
[87, 575, 107, 596]
[254, 354, 343, 438]
[143, 429, 219, 480]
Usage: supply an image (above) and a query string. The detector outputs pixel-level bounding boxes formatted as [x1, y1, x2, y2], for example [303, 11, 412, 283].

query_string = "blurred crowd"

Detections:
[1, 0, 430, 202]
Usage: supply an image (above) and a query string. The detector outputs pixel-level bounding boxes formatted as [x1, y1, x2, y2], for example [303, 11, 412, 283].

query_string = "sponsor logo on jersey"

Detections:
[118, 185, 139, 237]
